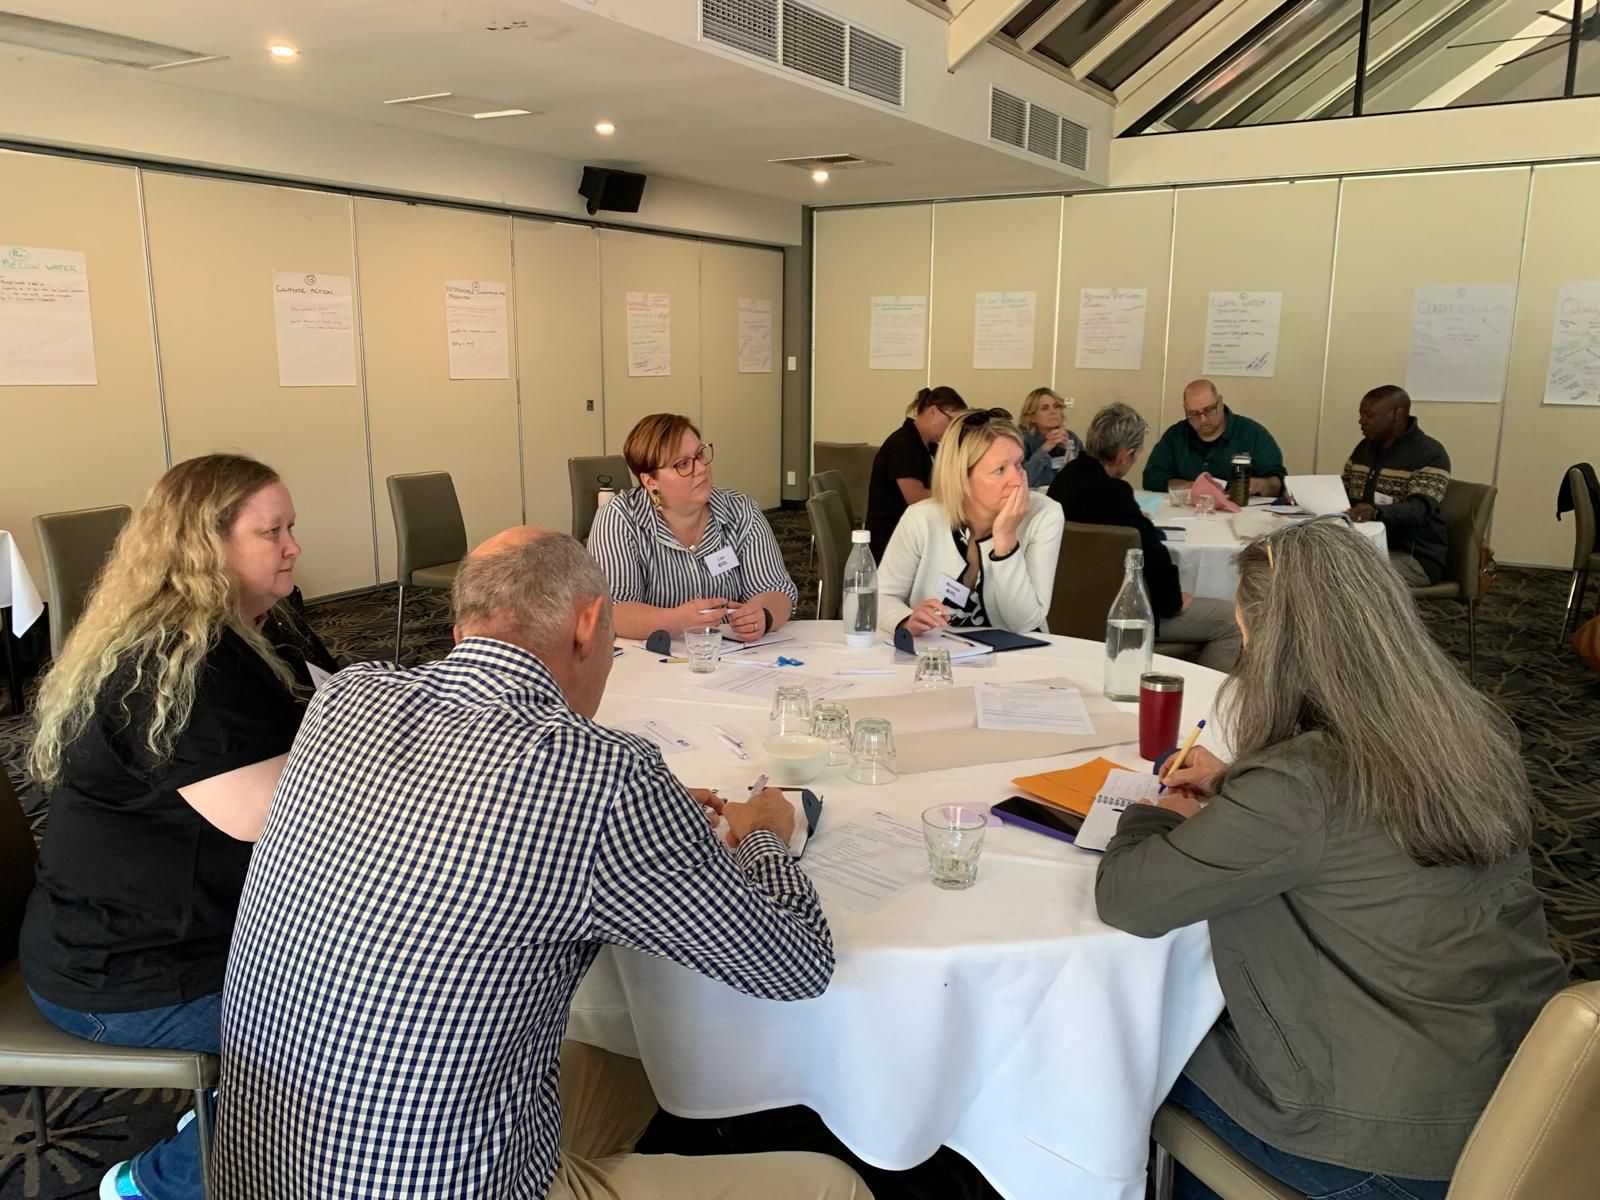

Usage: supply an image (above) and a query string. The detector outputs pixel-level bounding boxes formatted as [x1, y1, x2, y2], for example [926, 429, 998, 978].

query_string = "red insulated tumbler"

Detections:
[1139, 673, 1184, 761]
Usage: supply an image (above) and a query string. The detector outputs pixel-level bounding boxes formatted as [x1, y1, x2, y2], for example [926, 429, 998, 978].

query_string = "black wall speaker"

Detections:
[579, 167, 647, 215]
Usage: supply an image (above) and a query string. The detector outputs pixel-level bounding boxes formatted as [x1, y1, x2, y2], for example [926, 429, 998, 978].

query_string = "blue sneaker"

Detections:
[99, 1161, 147, 1199]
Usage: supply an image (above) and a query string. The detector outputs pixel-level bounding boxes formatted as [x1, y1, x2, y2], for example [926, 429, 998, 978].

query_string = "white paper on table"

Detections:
[697, 668, 854, 704]
[869, 295, 927, 370]
[974, 682, 1093, 735]
[801, 810, 927, 913]
[972, 291, 1036, 370]
[1075, 769, 1163, 852]
[1203, 291, 1282, 378]
[1543, 282, 1600, 406]
[1074, 287, 1147, 371]
[1286, 474, 1353, 516]
[737, 298, 773, 373]
[718, 639, 815, 667]
[0, 246, 98, 386]
[617, 718, 700, 757]
[444, 279, 509, 380]
[272, 271, 357, 387]
[1182, 517, 1239, 547]
[625, 291, 671, 377]
[882, 631, 994, 661]
[1406, 283, 1515, 404]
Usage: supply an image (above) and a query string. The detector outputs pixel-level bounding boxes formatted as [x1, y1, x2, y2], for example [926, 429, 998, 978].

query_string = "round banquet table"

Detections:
[568, 622, 1228, 1200]
[1153, 503, 1388, 601]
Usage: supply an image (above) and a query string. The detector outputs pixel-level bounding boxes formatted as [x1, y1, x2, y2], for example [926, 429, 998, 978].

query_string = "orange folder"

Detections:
[1011, 756, 1135, 817]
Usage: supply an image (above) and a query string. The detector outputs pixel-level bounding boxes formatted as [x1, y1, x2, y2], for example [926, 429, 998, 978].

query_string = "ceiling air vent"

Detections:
[699, 0, 904, 108]
[1059, 119, 1090, 171]
[0, 11, 221, 69]
[700, 0, 778, 61]
[769, 152, 886, 173]
[989, 88, 1027, 150]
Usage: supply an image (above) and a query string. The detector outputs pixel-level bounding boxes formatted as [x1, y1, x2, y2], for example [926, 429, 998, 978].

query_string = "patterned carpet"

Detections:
[3, 509, 1597, 1199]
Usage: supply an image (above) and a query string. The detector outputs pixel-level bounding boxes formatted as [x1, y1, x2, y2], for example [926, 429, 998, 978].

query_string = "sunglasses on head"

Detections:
[956, 408, 1012, 443]
[1257, 512, 1354, 570]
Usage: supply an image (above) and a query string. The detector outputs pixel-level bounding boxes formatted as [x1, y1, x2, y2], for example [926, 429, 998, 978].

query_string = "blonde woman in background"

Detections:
[21, 454, 331, 1200]
[1017, 387, 1083, 488]
[877, 408, 1064, 634]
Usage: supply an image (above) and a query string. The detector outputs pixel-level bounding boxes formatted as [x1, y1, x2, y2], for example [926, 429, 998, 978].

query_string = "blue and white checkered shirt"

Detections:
[213, 637, 833, 1199]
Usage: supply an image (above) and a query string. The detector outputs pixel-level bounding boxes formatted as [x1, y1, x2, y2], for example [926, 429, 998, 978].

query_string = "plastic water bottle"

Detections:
[1104, 548, 1154, 701]
[841, 530, 878, 648]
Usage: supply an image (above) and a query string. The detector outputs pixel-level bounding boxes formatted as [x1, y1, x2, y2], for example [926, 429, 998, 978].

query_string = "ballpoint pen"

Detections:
[712, 725, 749, 760]
[644, 720, 691, 749]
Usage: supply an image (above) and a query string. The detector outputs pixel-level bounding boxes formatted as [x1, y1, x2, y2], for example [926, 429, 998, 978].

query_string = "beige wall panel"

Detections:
[700, 242, 783, 508]
[0, 151, 166, 585]
[599, 230, 702, 451]
[513, 219, 605, 535]
[356, 198, 522, 581]
[1168, 181, 1339, 477]
[812, 205, 933, 448]
[1318, 169, 1531, 488]
[1055, 189, 1175, 476]
[1495, 163, 1600, 567]
[143, 174, 374, 597]
[928, 196, 1063, 412]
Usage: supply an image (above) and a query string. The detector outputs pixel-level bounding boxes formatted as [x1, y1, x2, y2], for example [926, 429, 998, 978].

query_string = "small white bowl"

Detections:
[763, 733, 829, 785]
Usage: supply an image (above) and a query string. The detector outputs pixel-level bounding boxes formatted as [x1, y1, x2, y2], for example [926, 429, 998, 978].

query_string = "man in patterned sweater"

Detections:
[1342, 385, 1451, 585]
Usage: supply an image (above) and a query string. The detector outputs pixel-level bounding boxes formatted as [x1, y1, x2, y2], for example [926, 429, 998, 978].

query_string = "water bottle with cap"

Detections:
[1104, 548, 1154, 701]
[841, 531, 878, 648]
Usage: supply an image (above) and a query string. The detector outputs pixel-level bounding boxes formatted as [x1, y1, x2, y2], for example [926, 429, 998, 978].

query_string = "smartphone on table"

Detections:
[991, 796, 1083, 844]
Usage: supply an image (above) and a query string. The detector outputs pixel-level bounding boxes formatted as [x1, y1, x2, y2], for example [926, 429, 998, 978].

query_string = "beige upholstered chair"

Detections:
[33, 505, 131, 659]
[0, 772, 221, 1199]
[813, 441, 876, 525]
[386, 472, 468, 662]
[1048, 521, 1200, 660]
[808, 470, 856, 528]
[807, 490, 851, 622]
[569, 455, 632, 542]
[1150, 979, 1600, 1200]
[1558, 466, 1598, 645]
[1409, 480, 1496, 680]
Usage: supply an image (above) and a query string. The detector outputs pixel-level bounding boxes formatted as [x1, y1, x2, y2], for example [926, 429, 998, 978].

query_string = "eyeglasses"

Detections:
[1257, 512, 1353, 570]
[659, 443, 714, 477]
[1185, 401, 1222, 424]
[956, 408, 1012, 443]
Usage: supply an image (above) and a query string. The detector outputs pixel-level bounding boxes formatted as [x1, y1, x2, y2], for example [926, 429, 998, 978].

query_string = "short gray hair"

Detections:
[452, 533, 611, 651]
[1085, 402, 1148, 463]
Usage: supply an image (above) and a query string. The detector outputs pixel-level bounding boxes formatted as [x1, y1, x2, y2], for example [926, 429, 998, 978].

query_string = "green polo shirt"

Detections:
[1141, 407, 1286, 492]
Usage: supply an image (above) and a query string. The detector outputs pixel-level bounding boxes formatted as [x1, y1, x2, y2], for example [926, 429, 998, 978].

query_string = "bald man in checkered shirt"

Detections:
[214, 528, 870, 1200]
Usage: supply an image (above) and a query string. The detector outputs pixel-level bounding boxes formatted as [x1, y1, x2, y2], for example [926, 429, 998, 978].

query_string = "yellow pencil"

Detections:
[1159, 718, 1207, 793]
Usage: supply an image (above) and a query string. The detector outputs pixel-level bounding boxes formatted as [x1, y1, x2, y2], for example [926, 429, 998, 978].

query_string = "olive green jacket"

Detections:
[1096, 732, 1566, 1180]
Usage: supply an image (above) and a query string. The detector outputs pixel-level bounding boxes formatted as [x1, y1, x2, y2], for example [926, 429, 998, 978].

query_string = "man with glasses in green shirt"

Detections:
[1142, 379, 1287, 498]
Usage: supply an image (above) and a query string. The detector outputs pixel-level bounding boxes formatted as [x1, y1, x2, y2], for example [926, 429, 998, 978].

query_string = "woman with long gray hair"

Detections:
[1095, 516, 1565, 1199]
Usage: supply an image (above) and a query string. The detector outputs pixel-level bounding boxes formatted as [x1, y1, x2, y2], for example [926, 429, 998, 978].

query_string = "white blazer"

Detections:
[876, 495, 1064, 633]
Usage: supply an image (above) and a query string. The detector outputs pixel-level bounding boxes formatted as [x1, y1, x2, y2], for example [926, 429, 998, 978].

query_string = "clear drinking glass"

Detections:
[770, 685, 814, 735]
[846, 718, 897, 785]
[1167, 482, 1192, 509]
[1194, 493, 1216, 518]
[912, 645, 954, 691]
[810, 702, 853, 766]
[921, 804, 988, 890]
[684, 625, 722, 674]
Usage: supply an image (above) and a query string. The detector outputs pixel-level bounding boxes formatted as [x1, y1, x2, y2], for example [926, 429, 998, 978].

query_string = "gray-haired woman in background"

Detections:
[1096, 517, 1565, 1200]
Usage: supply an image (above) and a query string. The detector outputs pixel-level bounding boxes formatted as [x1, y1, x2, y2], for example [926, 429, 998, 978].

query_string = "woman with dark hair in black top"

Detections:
[864, 385, 967, 561]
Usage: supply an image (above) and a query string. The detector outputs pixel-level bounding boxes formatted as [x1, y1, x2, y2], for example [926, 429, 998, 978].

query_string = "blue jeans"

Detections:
[30, 988, 218, 1199]
[1168, 1075, 1451, 1200]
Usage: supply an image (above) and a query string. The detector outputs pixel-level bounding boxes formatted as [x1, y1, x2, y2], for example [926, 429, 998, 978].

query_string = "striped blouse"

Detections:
[587, 486, 799, 610]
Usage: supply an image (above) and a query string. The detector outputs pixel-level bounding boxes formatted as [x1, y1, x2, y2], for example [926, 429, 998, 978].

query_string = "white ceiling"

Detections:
[0, 0, 1084, 205]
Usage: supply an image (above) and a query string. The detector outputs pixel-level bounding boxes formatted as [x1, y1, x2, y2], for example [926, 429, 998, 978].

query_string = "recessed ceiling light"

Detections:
[812, 169, 830, 183]
[268, 43, 298, 60]
[595, 121, 616, 136]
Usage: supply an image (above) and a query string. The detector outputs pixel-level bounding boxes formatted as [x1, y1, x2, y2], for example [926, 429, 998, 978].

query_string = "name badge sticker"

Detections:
[938, 574, 972, 608]
[704, 546, 739, 576]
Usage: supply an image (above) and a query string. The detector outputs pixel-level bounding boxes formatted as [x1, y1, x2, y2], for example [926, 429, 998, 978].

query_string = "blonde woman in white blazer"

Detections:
[877, 408, 1064, 635]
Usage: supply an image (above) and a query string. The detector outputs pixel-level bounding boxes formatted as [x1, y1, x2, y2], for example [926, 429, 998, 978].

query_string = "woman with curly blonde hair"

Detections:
[21, 453, 332, 1200]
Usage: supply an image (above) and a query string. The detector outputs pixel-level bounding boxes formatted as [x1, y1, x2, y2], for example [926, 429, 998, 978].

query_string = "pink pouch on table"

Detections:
[1190, 472, 1242, 513]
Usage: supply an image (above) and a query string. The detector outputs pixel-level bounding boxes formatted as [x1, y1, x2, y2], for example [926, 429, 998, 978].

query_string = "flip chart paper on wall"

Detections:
[444, 279, 509, 380]
[1544, 282, 1600, 407]
[738, 298, 773, 373]
[1405, 283, 1515, 405]
[1075, 287, 1147, 371]
[1203, 291, 1282, 378]
[972, 290, 1036, 370]
[869, 295, 927, 370]
[625, 291, 671, 378]
[272, 271, 357, 388]
[0, 245, 97, 386]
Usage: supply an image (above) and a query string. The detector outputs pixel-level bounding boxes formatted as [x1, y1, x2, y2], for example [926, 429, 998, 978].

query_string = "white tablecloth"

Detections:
[570, 623, 1227, 1200]
[0, 530, 45, 634]
[1155, 504, 1388, 601]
